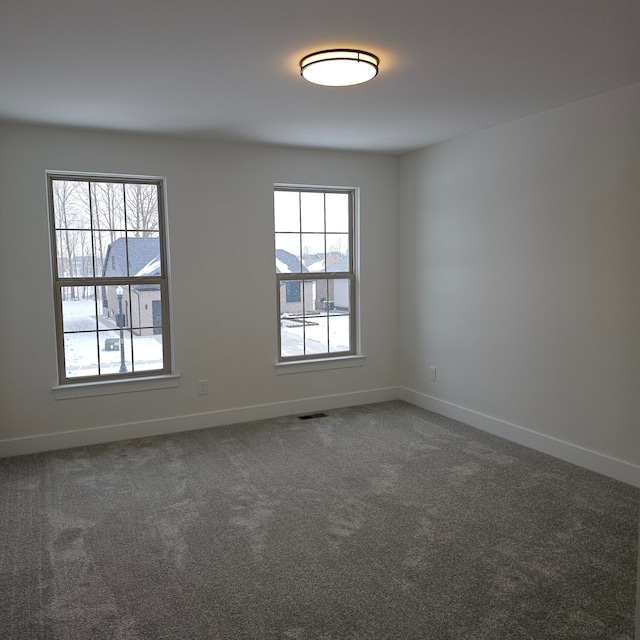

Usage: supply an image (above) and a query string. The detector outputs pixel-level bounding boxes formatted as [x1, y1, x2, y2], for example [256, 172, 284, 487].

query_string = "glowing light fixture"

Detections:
[300, 49, 379, 87]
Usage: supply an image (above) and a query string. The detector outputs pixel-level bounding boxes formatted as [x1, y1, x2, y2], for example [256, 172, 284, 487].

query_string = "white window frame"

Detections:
[274, 184, 360, 365]
[47, 171, 174, 390]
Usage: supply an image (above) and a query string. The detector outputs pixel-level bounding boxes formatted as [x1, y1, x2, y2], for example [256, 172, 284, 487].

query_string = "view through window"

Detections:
[275, 186, 356, 361]
[48, 173, 171, 383]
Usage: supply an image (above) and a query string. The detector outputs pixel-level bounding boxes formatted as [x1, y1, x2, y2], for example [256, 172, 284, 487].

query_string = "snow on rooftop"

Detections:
[307, 259, 325, 272]
[135, 256, 161, 277]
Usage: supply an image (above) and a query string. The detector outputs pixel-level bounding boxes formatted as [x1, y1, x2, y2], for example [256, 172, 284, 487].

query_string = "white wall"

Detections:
[0, 125, 399, 450]
[3, 83, 639, 484]
[400, 83, 640, 472]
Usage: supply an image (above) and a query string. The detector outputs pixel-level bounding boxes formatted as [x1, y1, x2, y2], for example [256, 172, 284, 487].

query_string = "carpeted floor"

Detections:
[0, 401, 637, 639]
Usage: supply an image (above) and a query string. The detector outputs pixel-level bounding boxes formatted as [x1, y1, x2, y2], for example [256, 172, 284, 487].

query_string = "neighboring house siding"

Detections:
[276, 249, 317, 315]
[102, 237, 162, 336]
[279, 280, 316, 315]
[306, 252, 350, 311]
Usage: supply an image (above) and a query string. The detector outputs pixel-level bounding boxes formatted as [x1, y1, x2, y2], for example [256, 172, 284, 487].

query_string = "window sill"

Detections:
[275, 355, 366, 375]
[53, 373, 180, 400]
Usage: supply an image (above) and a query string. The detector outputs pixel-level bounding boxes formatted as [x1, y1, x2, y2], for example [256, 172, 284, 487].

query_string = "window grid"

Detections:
[48, 173, 171, 384]
[275, 186, 356, 362]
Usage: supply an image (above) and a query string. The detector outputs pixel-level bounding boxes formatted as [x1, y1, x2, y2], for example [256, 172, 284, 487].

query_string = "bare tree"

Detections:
[54, 179, 162, 304]
[53, 180, 83, 300]
[329, 236, 343, 255]
[86, 182, 124, 270]
[125, 183, 159, 237]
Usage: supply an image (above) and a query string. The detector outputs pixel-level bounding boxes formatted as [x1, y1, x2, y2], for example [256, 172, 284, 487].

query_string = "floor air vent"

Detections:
[298, 413, 328, 420]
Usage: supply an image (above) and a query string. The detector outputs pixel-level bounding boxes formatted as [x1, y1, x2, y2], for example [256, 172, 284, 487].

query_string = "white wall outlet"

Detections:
[429, 366, 437, 381]
[197, 379, 209, 395]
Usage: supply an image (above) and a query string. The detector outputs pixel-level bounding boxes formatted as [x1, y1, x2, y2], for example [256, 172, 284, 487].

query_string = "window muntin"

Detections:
[275, 186, 355, 361]
[48, 173, 171, 384]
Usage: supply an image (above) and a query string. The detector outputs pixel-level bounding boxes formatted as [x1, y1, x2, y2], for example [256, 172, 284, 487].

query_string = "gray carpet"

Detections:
[0, 401, 637, 639]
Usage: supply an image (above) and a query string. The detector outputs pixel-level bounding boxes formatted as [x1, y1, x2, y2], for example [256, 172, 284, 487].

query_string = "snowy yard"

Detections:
[61, 300, 351, 376]
[62, 299, 163, 378]
[280, 312, 350, 357]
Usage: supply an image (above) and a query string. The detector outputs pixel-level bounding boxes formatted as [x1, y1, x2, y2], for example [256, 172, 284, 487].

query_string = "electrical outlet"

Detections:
[197, 379, 209, 395]
[429, 366, 437, 381]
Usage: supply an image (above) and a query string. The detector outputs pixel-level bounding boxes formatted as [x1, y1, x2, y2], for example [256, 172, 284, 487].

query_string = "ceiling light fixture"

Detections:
[300, 49, 379, 87]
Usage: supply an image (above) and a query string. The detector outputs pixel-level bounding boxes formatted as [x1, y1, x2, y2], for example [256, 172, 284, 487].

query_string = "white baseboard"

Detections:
[400, 387, 640, 488]
[0, 387, 400, 458]
[4, 386, 639, 489]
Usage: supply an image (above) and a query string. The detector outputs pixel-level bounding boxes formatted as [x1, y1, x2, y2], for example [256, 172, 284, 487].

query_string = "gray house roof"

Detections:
[276, 249, 308, 274]
[102, 237, 160, 277]
[131, 254, 162, 291]
[307, 252, 349, 273]
[331, 254, 349, 272]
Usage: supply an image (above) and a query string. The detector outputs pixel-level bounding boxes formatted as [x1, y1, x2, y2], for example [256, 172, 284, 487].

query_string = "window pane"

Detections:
[103, 284, 130, 325]
[326, 234, 350, 272]
[56, 230, 93, 278]
[280, 279, 303, 313]
[301, 278, 328, 355]
[329, 313, 351, 353]
[91, 182, 125, 231]
[275, 234, 302, 273]
[301, 234, 325, 270]
[280, 278, 305, 358]
[132, 333, 163, 372]
[285, 281, 301, 303]
[274, 191, 300, 232]
[62, 289, 97, 332]
[130, 287, 163, 333]
[52, 180, 91, 230]
[128, 233, 161, 277]
[99, 330, 132, 375]
[125, 183, 159, 232]
[325, 193, 349, 232]
[64, 332, 99, 378]
[94, 231, 118, 277]
[96, 232, 125, 277]
[280, 318, 305, 358]
[328, 279, 351, 353]
[300, 192, 325, 232]
[100, 286, 132, 374]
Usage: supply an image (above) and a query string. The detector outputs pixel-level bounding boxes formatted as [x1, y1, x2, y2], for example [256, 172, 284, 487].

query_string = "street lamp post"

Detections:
[116, 285, 127, 373]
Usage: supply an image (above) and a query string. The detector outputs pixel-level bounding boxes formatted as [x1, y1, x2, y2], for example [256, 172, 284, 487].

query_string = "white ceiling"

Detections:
[2, 0, 639, 154]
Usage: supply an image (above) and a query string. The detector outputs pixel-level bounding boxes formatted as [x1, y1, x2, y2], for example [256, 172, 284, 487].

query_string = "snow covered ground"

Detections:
[280, 313, 350, 358]
[62, 299, 163, 378]
[61, 300, 351, 375]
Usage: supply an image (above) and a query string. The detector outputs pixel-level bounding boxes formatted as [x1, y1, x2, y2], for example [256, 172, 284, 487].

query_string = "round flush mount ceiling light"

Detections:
[300, 49, 379, 87]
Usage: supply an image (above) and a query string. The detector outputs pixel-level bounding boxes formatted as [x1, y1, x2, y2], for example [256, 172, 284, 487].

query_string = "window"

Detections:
[275, 186, 356, 361]
[47, 173, 171, 384]
[285, 281, 301, 303]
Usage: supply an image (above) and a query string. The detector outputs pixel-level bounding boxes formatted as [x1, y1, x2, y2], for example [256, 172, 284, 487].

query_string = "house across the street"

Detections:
[102, 237, 162, 335]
